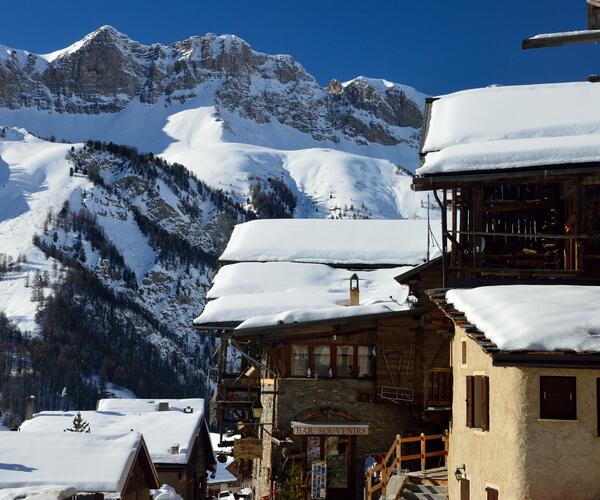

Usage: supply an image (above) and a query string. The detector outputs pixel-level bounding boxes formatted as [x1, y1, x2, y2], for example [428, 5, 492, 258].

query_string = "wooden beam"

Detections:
[523, 29, 600, 49]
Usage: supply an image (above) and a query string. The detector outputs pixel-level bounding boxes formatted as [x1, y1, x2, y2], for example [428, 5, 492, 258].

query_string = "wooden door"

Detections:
[460, 478, 470, 500]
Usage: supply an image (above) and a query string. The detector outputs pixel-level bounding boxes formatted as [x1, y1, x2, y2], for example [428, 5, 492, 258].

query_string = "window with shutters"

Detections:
[540, 376, 576, 420]
[486, 487, 499, 500]
[466, 375, 489, 430]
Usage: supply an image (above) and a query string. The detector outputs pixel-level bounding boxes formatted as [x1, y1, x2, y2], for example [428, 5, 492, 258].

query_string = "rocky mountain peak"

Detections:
[0, 27, 425, 146]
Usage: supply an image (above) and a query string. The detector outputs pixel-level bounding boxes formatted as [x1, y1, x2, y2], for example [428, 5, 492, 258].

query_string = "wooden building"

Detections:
[414, 81, 600, 287]
[0, 431, 160, 499]
[194, 219, 451, 499]
[20, 398, 216, 500]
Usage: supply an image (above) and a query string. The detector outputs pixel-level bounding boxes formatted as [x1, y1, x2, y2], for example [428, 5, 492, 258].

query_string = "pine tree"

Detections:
[64, 412, 91, 433]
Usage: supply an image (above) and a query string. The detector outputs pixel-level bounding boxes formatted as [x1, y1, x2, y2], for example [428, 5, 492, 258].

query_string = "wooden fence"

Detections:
[364, 431, 448, 500]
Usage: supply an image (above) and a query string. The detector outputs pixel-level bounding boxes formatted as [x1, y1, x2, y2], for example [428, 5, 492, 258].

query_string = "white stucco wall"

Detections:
[449, 326, 600, 500]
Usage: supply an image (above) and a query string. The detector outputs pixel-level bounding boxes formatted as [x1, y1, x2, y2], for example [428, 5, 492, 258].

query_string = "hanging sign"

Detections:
[311, 460, 327, 499]
[233, 437, 263, 459]
[291, 421, 369, 436]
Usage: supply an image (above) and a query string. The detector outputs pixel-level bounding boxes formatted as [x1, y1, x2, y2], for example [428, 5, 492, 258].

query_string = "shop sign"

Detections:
[292, 422, 369, 436]
[233, 437, 263, 459]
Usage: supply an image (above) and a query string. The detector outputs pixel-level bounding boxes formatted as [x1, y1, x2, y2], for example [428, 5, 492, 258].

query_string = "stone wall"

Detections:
[252, 377, 413, 499]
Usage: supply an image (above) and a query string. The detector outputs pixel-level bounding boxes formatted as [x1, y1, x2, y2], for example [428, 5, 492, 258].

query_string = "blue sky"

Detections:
[3, 0, 597, 95]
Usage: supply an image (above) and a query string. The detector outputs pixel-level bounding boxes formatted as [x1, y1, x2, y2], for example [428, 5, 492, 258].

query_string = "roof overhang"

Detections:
[412, 162, 600, 191]
[231, 308, 423, 340]
[427, 288, 600, 368]
[522, 29, 600, 49]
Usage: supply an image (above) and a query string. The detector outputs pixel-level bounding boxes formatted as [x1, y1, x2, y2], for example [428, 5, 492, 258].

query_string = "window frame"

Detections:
[466, 374, 489, 431]
[287, 343, 375, 379]
[540, 376, 577, 421]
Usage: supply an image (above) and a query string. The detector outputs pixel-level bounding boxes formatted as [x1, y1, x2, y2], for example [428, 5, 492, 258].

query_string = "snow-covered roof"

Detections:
[0, 431, 142, 493]
[194, 262, 412, 329]
[446, 285, 600, 352]
[419, 81, 600, 175]
[209, 433, 238, 485]
[21, 398, 206, 465]
[219, 219, 441, 267]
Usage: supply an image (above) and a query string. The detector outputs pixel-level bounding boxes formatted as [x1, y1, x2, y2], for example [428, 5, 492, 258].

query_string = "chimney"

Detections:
[25, 395, 35, 421]
[349, 274, 360, 306]
[158, 401, 170, 412]
[170, 443, 180, 454]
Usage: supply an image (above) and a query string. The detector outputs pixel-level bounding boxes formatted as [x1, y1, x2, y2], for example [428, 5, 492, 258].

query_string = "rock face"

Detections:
[0, 26, 423, 146]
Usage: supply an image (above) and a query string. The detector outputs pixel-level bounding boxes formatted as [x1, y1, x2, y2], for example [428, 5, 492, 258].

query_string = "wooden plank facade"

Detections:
[414, 170, 600, 286]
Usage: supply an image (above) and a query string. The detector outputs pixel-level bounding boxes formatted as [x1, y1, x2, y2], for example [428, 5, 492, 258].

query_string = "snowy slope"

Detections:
[0, 27, 430, 220]
[0, 128, 90, 331]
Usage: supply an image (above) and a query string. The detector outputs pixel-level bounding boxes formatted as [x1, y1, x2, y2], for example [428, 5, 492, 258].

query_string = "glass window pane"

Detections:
[314, 345, 331, 377]
[291, 345, 309, 377]
[357, 346, 374, 378]
[336, 346, 354, 377]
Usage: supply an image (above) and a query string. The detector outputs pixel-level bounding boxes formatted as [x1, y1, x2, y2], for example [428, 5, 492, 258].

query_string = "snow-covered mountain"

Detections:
[0, 127, 249, 421]
[0, 26, 428, 219]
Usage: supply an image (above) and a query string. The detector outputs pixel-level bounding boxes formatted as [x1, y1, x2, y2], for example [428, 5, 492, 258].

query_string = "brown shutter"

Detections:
[481, 376, 490, 431]
[466, 375, 474, 428]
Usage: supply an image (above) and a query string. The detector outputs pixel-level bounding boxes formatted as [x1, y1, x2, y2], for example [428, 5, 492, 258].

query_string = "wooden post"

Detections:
[444, 429, 449, 466]
[381, 465, 387, 496]
[420, 433, 426, 472]
[365, 469, 372, 500]
[395, 434, 402, 473]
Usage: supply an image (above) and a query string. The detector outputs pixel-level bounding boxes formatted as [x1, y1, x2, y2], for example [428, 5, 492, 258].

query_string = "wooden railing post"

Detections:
[420, 433, 426, 472]
[381, 464, 387, 496]
[395, 434, 402, 473]
[444, 429, 449, 466]
[365, 468, 372, 500]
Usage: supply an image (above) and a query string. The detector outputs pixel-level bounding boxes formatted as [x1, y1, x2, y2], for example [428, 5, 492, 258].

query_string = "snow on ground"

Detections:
[0, 431, 141, 493]
[0, 486, 77, 500]
[220, 219, 442, 266]
[196, 262, 410, 327]
[419, 81, 600, 175]
[446, 285, 600, 352]
[23, 398, 206, 465]
[0, 128, 89, 331]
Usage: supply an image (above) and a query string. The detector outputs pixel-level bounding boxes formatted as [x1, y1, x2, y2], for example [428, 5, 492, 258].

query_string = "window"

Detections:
[291, 345, 309, 377]
[357, 346, 374, 378]
[540, 376, 576, 420]
[314, 345, 331, 377]
[466, 375, 489, 430]
[486, 487, 499, 500]
[461, 340, 467, 365]
[336, 346, 354, 377]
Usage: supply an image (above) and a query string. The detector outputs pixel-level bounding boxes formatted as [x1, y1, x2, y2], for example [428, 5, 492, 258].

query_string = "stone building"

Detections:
[428, 285, 600, 500]
[194, 219, 451, 499]
[412, 81, 600, 499]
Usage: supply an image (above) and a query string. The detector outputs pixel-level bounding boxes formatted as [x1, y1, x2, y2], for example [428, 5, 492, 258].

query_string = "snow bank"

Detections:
[195, 262, 410, 327]
[219, 219, 441, 266]
[0, 431, 140, 492]
[21, 399, 205, 465]
[446, 285, 600, 352]
[419, 81, 600, 174]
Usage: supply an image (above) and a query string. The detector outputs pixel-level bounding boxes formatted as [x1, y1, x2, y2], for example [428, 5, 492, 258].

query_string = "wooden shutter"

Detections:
[466, 375, 474, 428]
[597, 378, 600, 437]
[486, 487, 499, 500]
[481, 376, 489, 431]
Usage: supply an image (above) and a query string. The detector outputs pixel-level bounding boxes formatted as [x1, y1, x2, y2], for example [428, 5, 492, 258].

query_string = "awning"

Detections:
[291, 421, 369, 436]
